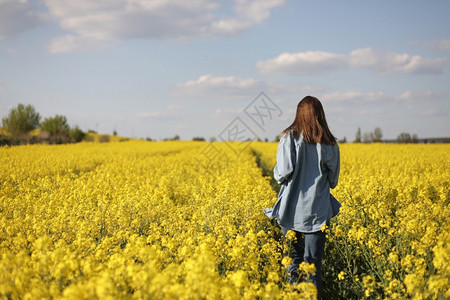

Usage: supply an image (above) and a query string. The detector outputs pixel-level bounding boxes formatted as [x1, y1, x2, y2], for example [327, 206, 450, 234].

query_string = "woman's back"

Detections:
[267, 133, 340, 232]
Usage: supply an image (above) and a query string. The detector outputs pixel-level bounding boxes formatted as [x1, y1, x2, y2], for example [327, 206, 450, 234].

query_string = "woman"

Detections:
[264, 96, 340, 298]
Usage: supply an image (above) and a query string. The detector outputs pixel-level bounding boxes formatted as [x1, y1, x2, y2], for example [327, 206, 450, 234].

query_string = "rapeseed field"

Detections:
[1, 141, 448, 299]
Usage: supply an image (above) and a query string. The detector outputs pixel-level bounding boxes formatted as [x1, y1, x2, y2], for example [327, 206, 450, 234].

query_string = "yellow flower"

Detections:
[298, 262, 316, 278]
[229, 270, 249, 288]
[281, 256, 293, 268]
[285, 230, 297, 242]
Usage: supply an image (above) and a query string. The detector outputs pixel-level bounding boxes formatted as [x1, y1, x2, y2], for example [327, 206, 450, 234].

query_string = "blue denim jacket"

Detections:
[264, 131, 340, 233]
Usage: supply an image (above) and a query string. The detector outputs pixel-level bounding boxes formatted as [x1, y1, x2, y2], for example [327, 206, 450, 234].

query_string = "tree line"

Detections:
[352, 127, 420, 143]
[1, 104, 86, 146]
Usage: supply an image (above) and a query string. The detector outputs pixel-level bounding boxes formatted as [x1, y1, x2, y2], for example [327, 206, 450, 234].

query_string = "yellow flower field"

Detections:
[251, 142, 450, 299]
[1, 141, 449, 299]
[0, 141, 307, 299]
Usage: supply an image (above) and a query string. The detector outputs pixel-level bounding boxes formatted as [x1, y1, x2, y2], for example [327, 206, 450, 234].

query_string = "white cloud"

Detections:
[211, 0, 284, 35]
[257, 48, 447, 75]
[414, 39, 450, 52]
[0, 0, 42, 39]
[374, 51, 447, 75]
[43, 0, 284, 52]
[323, 91, 387, 104]
[170, 74, 266, 100]
[314, 89, 450, 139]
[396, 90, 439, 102]
[320, 90, 448, 109]
[170, 74, 325, 101]
[48, 35, 109, 53]
[45, 0, 217, 41]
[257, 51, 347, 75]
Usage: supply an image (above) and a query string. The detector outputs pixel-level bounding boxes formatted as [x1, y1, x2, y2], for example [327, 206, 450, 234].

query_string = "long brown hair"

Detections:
[281, 96, 336, 145]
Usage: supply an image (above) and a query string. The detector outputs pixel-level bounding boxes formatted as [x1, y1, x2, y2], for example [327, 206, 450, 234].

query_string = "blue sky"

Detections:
[1, 0, 449, 141]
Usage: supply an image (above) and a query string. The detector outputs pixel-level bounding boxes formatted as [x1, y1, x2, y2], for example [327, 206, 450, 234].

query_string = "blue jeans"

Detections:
[281, 226, 326, 299]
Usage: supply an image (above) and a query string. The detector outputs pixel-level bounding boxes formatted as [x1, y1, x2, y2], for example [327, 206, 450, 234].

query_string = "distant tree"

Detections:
[398, 133, 419, 143]
[88, 129, 97, 134]
[339, 136, 347, 143]
[363, 132, 372, 143]
[0, 134, 11, 146]
[192, 137, 205, 141]
[397, 132, 412, 143]
[40, 115, 70, 135]
[40, 115, 70, 144]
[2, 104, 41, 137]
[163, 134, 180, 141]
[113, 129, 117, 136]
[264, 138, 268, 142]
[209, 137, 216, 142]
[69, 125, 86, 143]
[146, 137, 153, 141]
[354, 127, 361, 143]
[373, 127, 383, 142]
